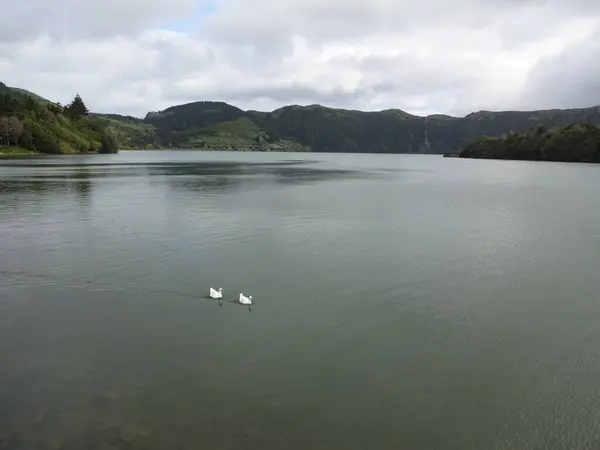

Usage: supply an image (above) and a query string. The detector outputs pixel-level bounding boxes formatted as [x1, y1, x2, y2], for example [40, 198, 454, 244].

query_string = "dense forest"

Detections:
[0, 82, 118, 155]
[458, 123, 600, 163]
[4, 80, 600, 155]
[136, 100, 600, 154]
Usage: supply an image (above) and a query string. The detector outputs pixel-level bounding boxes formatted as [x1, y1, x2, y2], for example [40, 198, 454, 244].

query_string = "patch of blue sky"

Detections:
[163, 1, 217, 32]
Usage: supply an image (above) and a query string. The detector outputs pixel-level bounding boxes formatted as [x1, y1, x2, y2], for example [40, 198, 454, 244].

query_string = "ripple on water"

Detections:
[2, 152, 600, 449]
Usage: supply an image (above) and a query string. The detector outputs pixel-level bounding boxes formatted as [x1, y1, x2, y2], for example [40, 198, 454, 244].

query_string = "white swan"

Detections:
[239, 293, 253, 305]
[209, 287, 223, 299]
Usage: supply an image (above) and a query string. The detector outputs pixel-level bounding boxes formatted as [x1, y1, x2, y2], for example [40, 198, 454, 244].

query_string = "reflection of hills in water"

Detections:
[152, 160, 377, 194]
[0, 159, 381, 198]
[0, 166, 93, 206]
[0, 179, 90, 194]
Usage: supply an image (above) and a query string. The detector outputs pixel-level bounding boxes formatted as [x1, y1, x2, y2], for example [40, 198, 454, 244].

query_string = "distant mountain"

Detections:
[5, 81, 600, 154]
[141, 101, 305, 151]
[124, 99, 600, 154]
[459, 123, 600, 163]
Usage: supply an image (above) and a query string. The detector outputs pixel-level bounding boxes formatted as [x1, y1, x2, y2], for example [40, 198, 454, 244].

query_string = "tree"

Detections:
[40, 105, 59, 122]
[0, 94, 20, 116]
[77, 140, 90, 154]
[0, 116, 8, 146]
[47, 102, 63, 116]
[67, 93, 89, 118]
[99, 130, 118, 153]
[25, 96, 38, 113]
[0, 115, 23, 146]
[0, 94, 8, 114]
[19, 130, 34, 150]
[28, 121, 60, 154]
[8, 116, 23, 145]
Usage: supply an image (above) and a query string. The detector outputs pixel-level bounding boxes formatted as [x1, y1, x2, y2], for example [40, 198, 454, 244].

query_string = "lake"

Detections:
[1, 151, 600, 450]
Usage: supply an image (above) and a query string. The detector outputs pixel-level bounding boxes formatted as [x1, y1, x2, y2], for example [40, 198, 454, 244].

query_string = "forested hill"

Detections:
[459, 123, 600, 163]
[135, 100, 600, 153]
[5, 81, 600, 154]
[0, 82, 118, 155]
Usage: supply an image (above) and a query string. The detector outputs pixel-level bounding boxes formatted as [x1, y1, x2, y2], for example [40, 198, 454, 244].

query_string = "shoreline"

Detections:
[0, 147, 107, 158]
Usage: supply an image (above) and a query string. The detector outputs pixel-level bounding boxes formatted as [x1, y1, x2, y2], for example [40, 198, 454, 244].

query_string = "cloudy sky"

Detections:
[1, 0, 599, 117]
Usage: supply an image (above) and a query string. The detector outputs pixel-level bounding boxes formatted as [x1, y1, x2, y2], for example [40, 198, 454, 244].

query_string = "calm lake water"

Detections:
[2, 151, 600, 449]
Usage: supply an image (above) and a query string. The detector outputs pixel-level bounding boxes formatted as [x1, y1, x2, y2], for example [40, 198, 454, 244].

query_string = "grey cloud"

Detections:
[150, 37, 217, 76]
[520, 27, 600, 109]
[161, 50, 478, 114]
[201, 0, 597, 51]
[193, 0, 576, 79]
[549, 0, 600, 15]
[0, 0, 195, 42]
[162, 73, 377, 110]
[4, 0, 600, 118]
[356, 54, 479, 93]
[224, 85, 366, 106]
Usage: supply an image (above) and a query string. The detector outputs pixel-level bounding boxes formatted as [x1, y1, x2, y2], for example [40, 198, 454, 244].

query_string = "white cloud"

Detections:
[1, 0, 600, 117]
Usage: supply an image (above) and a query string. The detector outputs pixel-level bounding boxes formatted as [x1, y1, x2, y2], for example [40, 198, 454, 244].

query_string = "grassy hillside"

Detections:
[0, 82, 118, 155]
[177, 116, 305, 151]
[93, 113, 157, 149]
[142, 102, 305, 151]
[459, 123, 600, 163]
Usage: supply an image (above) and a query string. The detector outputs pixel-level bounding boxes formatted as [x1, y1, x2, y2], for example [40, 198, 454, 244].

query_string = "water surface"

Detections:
[2, 151, 600, 449]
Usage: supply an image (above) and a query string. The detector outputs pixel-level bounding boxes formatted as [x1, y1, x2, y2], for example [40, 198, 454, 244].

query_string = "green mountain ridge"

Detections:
[127, 99, 600, 154]
[4, 81, 600, 154]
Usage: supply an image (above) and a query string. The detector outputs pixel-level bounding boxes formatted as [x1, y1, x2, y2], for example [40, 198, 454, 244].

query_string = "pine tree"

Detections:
[67, 93, 89, 118]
